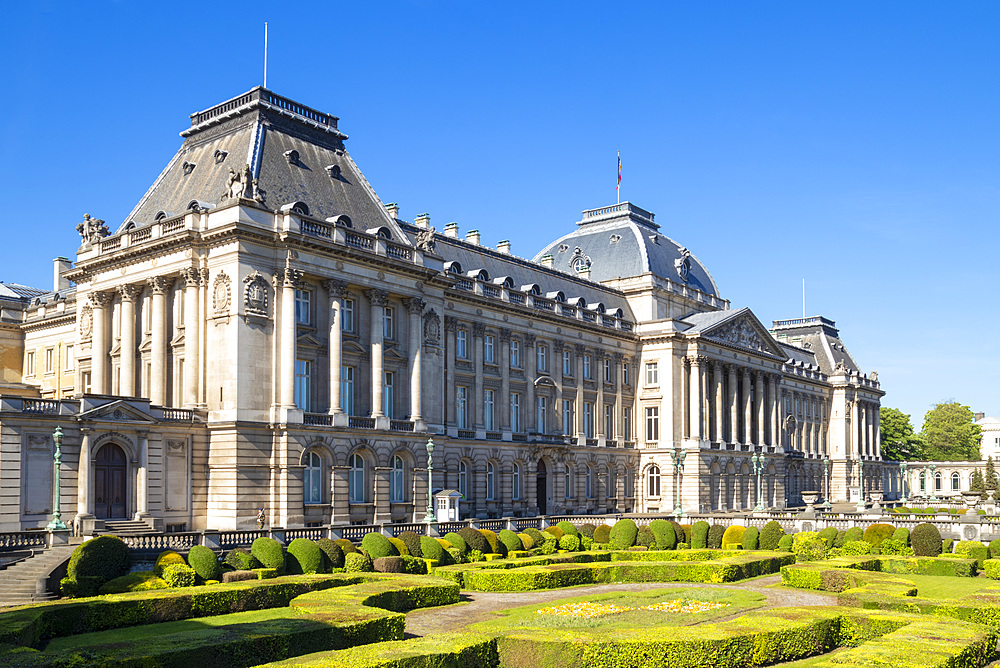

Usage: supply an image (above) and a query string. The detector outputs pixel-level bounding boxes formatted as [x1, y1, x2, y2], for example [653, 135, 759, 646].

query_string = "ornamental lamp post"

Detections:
[820, 456, 832, 510]
[46, 426, 68, 532]
[424, 437, 436, 523]
[855, 459, 866, 513]
[899, 461, 908, 503]
[929, 462, 937, 503]
[751, 451, 765, 512]
[672, 449, 687, 517]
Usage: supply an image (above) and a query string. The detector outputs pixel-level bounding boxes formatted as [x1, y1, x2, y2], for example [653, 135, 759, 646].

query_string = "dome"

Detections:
[532, 203, 720, 297]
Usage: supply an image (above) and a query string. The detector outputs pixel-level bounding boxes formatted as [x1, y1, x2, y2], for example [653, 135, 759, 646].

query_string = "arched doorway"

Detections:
[536, 460, 548, 515]
[94, 444, 127, 519]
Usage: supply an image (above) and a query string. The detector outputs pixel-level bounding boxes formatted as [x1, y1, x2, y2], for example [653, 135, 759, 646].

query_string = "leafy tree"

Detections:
[986, 457, 998, 492]
[880, 407, 925, 461]
[920, 401, 982, 461]
[971, 469, 987, 494]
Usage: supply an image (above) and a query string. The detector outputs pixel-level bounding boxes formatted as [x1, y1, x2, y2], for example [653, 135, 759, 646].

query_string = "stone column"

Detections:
[770, 374, 781, 447]
[867, 404, 875, 458]
[596, 350, 606, 439]
[365, 289, 388, 417]
[444, 317, 457, 427]
[76, 428, 92, 520]
[278, 268, 303, 410]
[404, 297, 425, 422]
[89, 292, 111, 394]
[148, 277, 172, 405]
[575, 344, 586, 439]
[689, 356, 703, 440]
[713, 360, 724, 442]
[323, 280, 347, 415]
[755, 371, 766, 446]
[614, 353, 624, 441]
[118, 284, 139, 397]
[874, 405, 881, 459]
[553, 341, 564, 434]
[181, 268, 201, 407]
[742, 368, 753, 445]
[198, 268, 209, 405]
[499, 328, 511, 430]
[473, 323, 485, 428]
[525, 334, 537, 431]
[134, 431, 150, 520]
[727, 364, 739, 444]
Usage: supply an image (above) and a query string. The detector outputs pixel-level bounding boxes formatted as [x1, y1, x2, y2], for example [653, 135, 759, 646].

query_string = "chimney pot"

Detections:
[540, 254, 554, 268]
[497, 240, 511, 254]
[466, 229, 480, 245]
[53, 257, 72, 292]
[385, 202, 400, 219]
[414, 213, 431, 229]
[444, 222, 459, 238]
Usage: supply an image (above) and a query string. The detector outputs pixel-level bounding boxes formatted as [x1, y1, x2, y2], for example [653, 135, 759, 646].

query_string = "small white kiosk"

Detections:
[435, 490, 463, 522]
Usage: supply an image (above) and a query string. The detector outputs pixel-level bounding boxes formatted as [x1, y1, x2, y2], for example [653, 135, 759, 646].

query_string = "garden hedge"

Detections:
[497, 530, 522, 554]
[479, 529, 504, 555]
[759, 521, 783, 550]
[671, 521, 687, 545]
[362, 532, 398, 559]
[555, 521, 578, 536]
[334, 538, 359, 555]
[608, 519, 638, 550]
[911, 523, 943, 557]
[636, 525, 655, 548]
[649, 519, 676, 550]
[387, 536, 409, 556]
[558, 534, 580, 551]
[397, 531, 422, 558]
[691, 521, 710, 549]
[546, 525, 565, 540]
[516, 532, 534, 550]
[592, 525, 611, 544]
[98, 571, 168, 595]
[162, 563, 197, 588]
[444, 532, 468, 553]
[316, 538, 345, 570]
[843, 527, 864, 543]
[345, 553, 373, 573]
[742, 526, 759, 550]
[251, 537, 287, 573]
[955, 540, 988, 567]
[577, 523, 596, 539]
[721, 525, 744, 549]
[287, 538, 324, 575]
[707, 524, 725, 549]
[154, 550, 186, 578]
[458, 527, 489, 554]
[862, 523, 895, 548]
[818, 527, 838, 548]
[223, 548, 257, 571]
[892, 527, 910, 545]
[187, 545, 222, 581]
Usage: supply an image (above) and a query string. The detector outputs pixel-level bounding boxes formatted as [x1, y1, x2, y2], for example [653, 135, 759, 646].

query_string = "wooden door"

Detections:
[94, 444, 127, 519]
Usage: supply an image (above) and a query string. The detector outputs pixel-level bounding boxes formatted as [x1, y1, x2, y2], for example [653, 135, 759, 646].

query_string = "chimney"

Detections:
[540, 254, 554, 268]
[577, 266, 591, 280]
[976, 412, 985, 421]
[497, 240, 511, 255]
[414, 213, 431, 229]
[53, 257, 71, 292]
[444, 222, 459, 238]
[466, 229, 480, 245]
[385, 202, 400, 219]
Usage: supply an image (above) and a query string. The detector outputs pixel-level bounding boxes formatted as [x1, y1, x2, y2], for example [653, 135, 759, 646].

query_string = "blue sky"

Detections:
[2, 2, 997, 428]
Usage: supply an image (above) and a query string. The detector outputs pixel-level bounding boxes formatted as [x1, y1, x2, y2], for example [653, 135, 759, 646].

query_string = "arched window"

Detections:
[512, 463, 521, 501]
[459, 461, 469, 499]
[391, 455, 405, 502]
[564, 465, 573, 499]
[304, 451, 322, 504]
[486, 462, 496, 501]
[934, 472, 942, 491]
[952, 472, 961, 491]
[586, 465, 594, 499]
[606, 465, 615, 500]
[919, 472, 926, 491]
[349, 453, 365, 503]
[648, 464, 661, 497]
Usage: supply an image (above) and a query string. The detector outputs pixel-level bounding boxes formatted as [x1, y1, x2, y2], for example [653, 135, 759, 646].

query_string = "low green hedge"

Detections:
[162, 563, 197, 588]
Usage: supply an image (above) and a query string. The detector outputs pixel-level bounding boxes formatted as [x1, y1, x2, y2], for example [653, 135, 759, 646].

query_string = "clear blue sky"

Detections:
[2, 2, 997, 429]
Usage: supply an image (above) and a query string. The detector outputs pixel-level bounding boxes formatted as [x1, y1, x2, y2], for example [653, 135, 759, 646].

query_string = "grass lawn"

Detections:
[902, 573, 997, 599]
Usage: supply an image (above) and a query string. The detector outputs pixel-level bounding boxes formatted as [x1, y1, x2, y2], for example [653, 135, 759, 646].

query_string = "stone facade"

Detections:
[0, 88, 891, 531]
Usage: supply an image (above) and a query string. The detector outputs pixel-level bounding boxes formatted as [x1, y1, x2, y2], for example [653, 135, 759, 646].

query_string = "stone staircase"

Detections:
[102, 520, 155, 536]
[0, 544, 76, 607]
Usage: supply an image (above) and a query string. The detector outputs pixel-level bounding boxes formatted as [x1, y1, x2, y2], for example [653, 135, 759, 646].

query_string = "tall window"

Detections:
[304, 451, 322, 504]
[623, 407, 633, 440]
[583, 402, 594, 438]
[295, 289, 311, 324]
[64, 344, 74, 371]
[383, 372, 394, 418]
[484, 334, 495, 363]
[456, 328, 468, 358]
[510, 339, 521, 368]
[456, 386, 468, 429]
[562, 399, 574, 434]
[341, 366, 354, 415]
[25, 351, 34, 377]
[510, 392, 521, 432]
[583, 354, 592, 379]
[604, 358, 612, 383]
[295, 360, 311, 411]
[341, 297, 354, 332]
[952, 472, 960, 491]
[459, 461, 469, 499]
[604, 404, 613, 438]
[648, 465, 661, 496]
[586, 466, 594, 498]
[383, 306, 395, 339]
[562, 350, 572, 375]
[349, 453, 365, 503]
[45, 348, 54, 374]
[622, 361, 630, 386]
[391, 455, 405, 502]
[484, 389, 496, 430]
[536, 396, 547, 434]
[486, 462, 496, 500]
[537, 344, 547, 372]
[512, 463, 521, 500]
[934, 472, 942, 491]
[645, 362, 658, 385]
[607, 465, 616, 500]
[645, 406, 659, 442]
[625, 467, 634, 498]
[564, 465, 573, 499]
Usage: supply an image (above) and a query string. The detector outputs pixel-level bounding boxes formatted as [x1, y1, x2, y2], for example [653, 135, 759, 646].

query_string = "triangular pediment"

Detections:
[78, 399, 159, 424]
[384, 346, 408, 362]
[297, 332, 324, 349]
[698, 309, 785, 358]
[343, 340, 367, 355]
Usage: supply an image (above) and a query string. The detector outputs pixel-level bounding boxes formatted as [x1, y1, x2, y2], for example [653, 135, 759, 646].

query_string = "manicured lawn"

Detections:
[902, 573, 996, 599]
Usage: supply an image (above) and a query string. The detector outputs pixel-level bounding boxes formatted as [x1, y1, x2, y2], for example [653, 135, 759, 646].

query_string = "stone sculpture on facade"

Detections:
[416, 227, 436, 253]
[76, 214, 109, 244]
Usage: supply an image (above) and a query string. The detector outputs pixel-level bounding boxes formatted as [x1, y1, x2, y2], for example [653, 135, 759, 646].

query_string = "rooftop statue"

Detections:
[416, 226, 437, 253]
[76, 214, 109, 243]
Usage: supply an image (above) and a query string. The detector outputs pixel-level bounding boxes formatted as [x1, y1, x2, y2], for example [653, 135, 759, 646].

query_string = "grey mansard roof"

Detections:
[770, 316, 863, 375]
[532, 203, 721, 296]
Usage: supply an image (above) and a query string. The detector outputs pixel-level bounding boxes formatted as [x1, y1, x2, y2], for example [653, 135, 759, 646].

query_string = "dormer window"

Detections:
[182, 161, 196, 175]
[326, 164, 341, 178]
[214, 149, 228, 163]
[284, 149, 300, 165]
[154, 211, 168, 221]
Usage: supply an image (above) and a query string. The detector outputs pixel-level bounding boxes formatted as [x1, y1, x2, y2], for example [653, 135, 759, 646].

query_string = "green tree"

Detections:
[986, 457, 998, 492]
[971, 468, 987, 494]
[921, 401, 982, 461]
[880, 407, 925, 461]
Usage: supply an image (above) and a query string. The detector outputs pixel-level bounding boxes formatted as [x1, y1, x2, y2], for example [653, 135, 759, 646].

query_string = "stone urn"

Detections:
[868, 490, 884, 513]
[800, 490, 819, 518]
[961, 490, 983, 516]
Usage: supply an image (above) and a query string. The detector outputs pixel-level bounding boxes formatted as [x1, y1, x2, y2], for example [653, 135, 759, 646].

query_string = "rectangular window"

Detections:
[604, 404, 613, 438]
[295, 289, 311, 325]
[622, 362, 630, 386]
[645, 406, 660, 442]
[604, 358, 612, 383]
[456, 386, 468, 429]
[583, 354, 592, 380]
[510, 340, 520, 368]
[645, 362, 658, 386]
[45, 348, 54, 375]
[536, 396, 547, 434]
[340, 366, 354, 415]
[583, 402, 593, 438]
[562, 350, 572, 376]
[510, 392, 521, 432]
[341, 298, 355, 332]
[537, 344, 547, 372]
[484, 335, 495, 364]
[383, 372, 394, 418]
[623, 407, 633, 440]
[456, 328, 468, 358]
[562, 399, 574, 435]
[82, 371, 92, 394]
[64, 345, 74, 371]
[294, 360, 311, 411]
[484, 389, 496, 430]
[383, 307, 395, 339]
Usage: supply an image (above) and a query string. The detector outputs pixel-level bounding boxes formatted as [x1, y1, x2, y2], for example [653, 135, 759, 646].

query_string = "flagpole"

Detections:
[617, 151, 620, 205]
[263, 22, 268, 88]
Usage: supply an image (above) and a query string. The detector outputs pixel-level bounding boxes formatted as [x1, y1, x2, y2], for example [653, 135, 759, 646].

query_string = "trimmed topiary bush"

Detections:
[387, 536, 409, 556]
[398, 531, 423, 558]
[498, 529, 523, 553]
[546, 525, 565, 540]
[759, 521, 784, 550]
[892, 527, 910, 546]
[517, 532, 535, 550]
[942, 538, 954, 554]
[818, 527, 838, 549]
[578, 523, 596, 539]
[154, 550, 186, 578]
[989, 539, 1000, 559]
[223, 548, 258, 571]
[792, 531, 828, 562]
[556, 521, 579, 536]
[162, 563, 196, 588]
[955, 540, 988, 567]
[878, 538, 912, 556]
[843, 527, 864, 543]
[593, 525, 611, 544]
[721, 525, 745, 549]
[833, 530, 847, 548]
[609, 518, 639, 550]
[222, 570, 257, 583]
[334, 538, 359, 554]
[446, 547, 463, 564]
[707, 524, 726, 549]
[559, 534, 581, 551]
[186, 545, 222, 581]
[742, 526, 759, 550]
[777, 534, 794, 552]
[672, 522, 687, 545]
[444, 532, 468, 553]
[841, 540, 872, 556]
[316, 538, 345, 570]
[523, 528, 546, 547]
[458, 527, 490, 554]
[581, 535, 594, 551]
[373, 556, 406, 573]
[68, 535, 131, 589]
[250, 537, 286, 573]
[911, 522, 943, 556]
[362, 532, 398, 559]
[344, 552, 373, 572]
[99, 571, 168, 594]
[420, 535, 448, 564]
[479, 529, 505, 555]
[862, 523, 895, 548]
[691, 521, 710, 549]
[636, 526, 655, 548]
[286, 538, 324, 574]
[650, 519, 676, 550]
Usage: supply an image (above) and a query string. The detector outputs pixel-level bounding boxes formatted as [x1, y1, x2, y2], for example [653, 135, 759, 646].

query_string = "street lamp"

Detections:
[424, 437, 436, 523]
[855, 459, 866, 513]
[751, 451, 765, 512]
[899, 461, 908, 503]
[820, 456, 832, 510]
[46, 426, 68, 532]
[929, 462, 937, 502]
[671, 449, 687, 517]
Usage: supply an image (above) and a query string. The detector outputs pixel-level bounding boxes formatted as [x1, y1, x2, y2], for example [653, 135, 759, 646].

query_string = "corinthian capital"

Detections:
[117, 284, 141, 302]
[364, 288, 389, 307]
[89, 291, 111, 308]
[321, 278, 348, 298]
[147, 276, 174, 295]
[402, 296, 426, 314]
[180, 267, 200, 289]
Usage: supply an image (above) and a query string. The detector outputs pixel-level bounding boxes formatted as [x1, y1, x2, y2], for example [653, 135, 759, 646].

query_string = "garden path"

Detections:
[404, 576, 834, 637]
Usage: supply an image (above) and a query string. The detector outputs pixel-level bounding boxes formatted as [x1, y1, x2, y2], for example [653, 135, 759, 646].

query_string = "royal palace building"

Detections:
[0, 88, 892, 532]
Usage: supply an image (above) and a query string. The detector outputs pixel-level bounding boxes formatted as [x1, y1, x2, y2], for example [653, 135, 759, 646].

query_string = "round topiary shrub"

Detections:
[556, 521, 579, 536]
[609, 518, 639, 550]
[942, 538, 955, 554]
[397, 531, 423, 558]
[162, 563, 196, 588]
[559, 534, 581, 551]
[592, 525, 611, 544]
[444, 532, 468, 553]
[517, 532, 534, 550]
[911, 522, 943, 556]
[862, 523, 895, 548]
[458, 526, 490, 554]
[691, 521, 710, 549]
[361, 532, 398, 559]
[99, 571, 168, 594]
[373, 556, 406, 573]
[186, 545, 222, 581]
[286, 538, 324, 574]
[672, 522, 687, 545]
[498, 529, 523, 553]
[334, 538, 359, 554]
[742, 526, 759, 550]
[892, 527, 910, 546]
[818, 527, 839, 549]
[154, 550, 186, 578]
[479, 529, 505, 555]
[989, 538, 1000, 559]
[777, 534, 795, 552]
[387, 536, 409, 556]
[224, 548, 258, 571]
[636, 526, 655, 548]
[68, 535, 131, 586]
[759, 521, 784, 550]
[316, 538, 344, 570]
[546, 525, 565, 540]
[792, 531, 828, 562]
[578, 523, 596, 539]
[523, 528, 546, 547]
[446, 546, 463, 563]
[251, 537, 286, 573]
[955, 540, 988, 566]
[419, 535, 447, 564]
[878, 538, 912, 556]
[649, 519, 676, 550]
[721, 525, 745, 548]
[843, 527, 864, 543]
[841, 540, 872, 556]
[344, 552, 373, 572]
[707, 524, 726, 549]
[581, 535, 594, 551]
[833, 530, 847, 548]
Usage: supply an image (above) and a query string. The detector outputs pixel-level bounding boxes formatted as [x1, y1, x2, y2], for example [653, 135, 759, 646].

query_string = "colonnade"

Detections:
[684, 356, 780, 447]
[856, 399, 880, 458]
